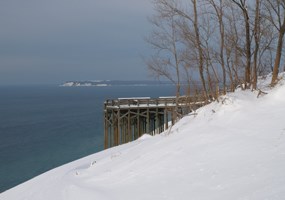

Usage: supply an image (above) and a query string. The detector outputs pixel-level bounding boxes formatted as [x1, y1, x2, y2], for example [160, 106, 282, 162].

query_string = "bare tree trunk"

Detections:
[172, 19, 181, 118]
[209, 0, 227, 94]
[220, 16, 227, 94]
[253, 0, 260, 90]
[226, 57, 235, 91]
[263, 0, 285, 85]
[192, 0, 208, 100]
[271, 16, 285, 85]
[244, 10, 251, 87]
[271, 29, 285, 85]
[231, 0, 251, 88]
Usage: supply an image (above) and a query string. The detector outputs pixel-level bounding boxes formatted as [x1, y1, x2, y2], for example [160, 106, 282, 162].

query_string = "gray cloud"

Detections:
[0, 0, 153, 84]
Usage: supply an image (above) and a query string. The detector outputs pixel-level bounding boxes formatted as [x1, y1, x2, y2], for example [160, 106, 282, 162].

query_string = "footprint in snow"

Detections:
[89, 161, 96, 167]
[111, 152, 121, 160]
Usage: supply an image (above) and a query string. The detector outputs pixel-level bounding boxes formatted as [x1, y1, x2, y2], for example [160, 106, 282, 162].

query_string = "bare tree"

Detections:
[208, 0, 227, 94]
[146, 0, 284, 107]
[257, 18, 276, 76]
[252, 0, 261, 90]
[231, 0, 252, 88]
[146, 0, 183, 117]
[151, 0, 209, 99]
[191, 0, 209, 99]
[223, 1, 244, 90]
[264, 0, 285, 85]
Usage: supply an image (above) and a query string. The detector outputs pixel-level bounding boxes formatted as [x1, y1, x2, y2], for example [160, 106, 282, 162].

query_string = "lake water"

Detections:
[0, 85, 176, 193]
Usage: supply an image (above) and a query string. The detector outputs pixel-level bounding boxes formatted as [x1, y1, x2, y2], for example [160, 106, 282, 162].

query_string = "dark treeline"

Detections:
[146, 0, 285, 102]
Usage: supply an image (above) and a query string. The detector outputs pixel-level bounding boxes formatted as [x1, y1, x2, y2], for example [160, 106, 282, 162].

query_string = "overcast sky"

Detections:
[0, 0, 153, 85]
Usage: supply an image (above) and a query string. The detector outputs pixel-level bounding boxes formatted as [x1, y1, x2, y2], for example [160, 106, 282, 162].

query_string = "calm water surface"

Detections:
[0, 85, 175, 193]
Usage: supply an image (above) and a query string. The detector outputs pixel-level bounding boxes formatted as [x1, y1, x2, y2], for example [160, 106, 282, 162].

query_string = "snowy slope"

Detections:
[1, 74, 285, 200]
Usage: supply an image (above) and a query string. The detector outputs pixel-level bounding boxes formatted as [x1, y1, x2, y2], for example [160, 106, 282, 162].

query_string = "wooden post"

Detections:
[155, 107, 159, 135]
[114, 121, 117, 146]
[164, 108, 168, 130]
[112, 109, 115, 147]
[161, 113, 163, 132]
[117, 109, 120, 145]
[146, 108, 150, 134]
[128, 109, 131, 142]
[141, 117, 144, 134]
[104, 110, 109, 149]
[137, 109, 140, 138]
[123, 117, 127, 143]
[171, 108, 175, 126]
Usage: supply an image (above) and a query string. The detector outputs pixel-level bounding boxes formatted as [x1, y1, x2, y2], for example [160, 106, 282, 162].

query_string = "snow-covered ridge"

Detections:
[2, 74, 285, 200]
[60, 80, 172, 87]
[61, 81, 110, 87]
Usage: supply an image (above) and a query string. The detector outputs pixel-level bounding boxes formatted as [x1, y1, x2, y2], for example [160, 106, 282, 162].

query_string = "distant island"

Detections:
[60, 80, 172, 87]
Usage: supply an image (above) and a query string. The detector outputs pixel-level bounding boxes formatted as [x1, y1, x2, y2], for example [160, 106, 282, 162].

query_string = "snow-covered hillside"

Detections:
[1, 74, 285, 200]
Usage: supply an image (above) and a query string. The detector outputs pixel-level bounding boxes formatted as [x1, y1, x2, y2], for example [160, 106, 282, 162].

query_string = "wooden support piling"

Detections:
[103, 96, 205, 149]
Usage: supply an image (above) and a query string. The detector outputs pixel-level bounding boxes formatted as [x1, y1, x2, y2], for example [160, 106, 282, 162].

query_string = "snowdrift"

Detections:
[1, 74, 285, 200]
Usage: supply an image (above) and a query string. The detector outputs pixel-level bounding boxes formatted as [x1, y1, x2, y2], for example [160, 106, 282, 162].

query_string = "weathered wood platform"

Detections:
[104, 96, 206, 149]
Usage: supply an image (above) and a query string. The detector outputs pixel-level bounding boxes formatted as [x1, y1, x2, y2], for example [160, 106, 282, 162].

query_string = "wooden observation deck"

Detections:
[104, 96, 206, 149]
